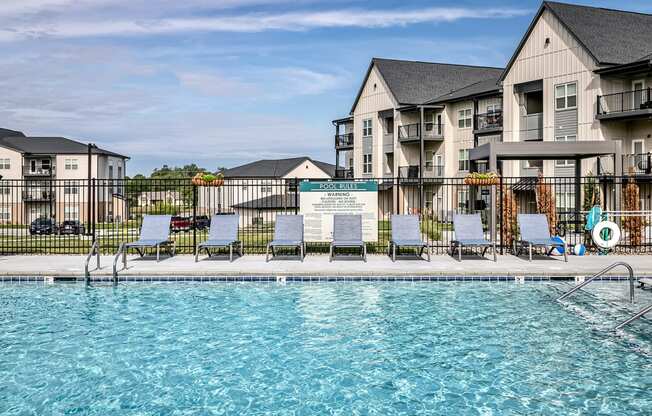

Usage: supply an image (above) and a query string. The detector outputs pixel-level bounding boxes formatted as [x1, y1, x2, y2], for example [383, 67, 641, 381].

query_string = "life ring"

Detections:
[591, 221, 621, 249]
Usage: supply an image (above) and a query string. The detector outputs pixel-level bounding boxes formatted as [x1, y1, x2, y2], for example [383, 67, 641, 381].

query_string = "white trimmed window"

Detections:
[555, 135, 576, 166]
[555, 82, 577, 110]
[458, 149, 470, 172]
[363, 154, 372, 174]
[458, 109, 472, 128]
[0, 158, 10, 169]
[457, 189, 469, 210]
[64, 206, 79, 220]
[0, 206, 10, 221]
[556, 191, 575, 212]
[363, 119, 373, 137]
[0, 186, 10, 195]
[261, 186, 272, 193]
[64, 185, 79, 195]
[65, 158, 79, 170]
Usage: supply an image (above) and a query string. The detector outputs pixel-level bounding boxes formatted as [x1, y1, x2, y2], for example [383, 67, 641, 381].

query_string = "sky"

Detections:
[1, 0, 651, 175]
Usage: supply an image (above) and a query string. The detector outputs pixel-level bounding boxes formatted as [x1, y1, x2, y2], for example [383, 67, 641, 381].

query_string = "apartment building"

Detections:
[0, 128, 129, 224]
[332, 1, 652, 213]
[198, 157, 334, 226]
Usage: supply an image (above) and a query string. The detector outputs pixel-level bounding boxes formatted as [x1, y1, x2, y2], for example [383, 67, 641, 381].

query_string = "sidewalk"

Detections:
[0, 253, 650, 279]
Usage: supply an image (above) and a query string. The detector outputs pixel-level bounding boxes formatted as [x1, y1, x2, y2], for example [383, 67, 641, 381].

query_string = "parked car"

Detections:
[193, 215, 210, 230]
[170, 216, 192, 233]
[58, 220, 85, 235]
[29, 218, 57, 235]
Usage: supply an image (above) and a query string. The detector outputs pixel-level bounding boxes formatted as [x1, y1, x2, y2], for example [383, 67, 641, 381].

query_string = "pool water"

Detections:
[1, 282, 650, 415]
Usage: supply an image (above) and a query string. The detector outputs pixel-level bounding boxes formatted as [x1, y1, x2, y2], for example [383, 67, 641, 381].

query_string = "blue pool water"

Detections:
[1, 282, 650, 415]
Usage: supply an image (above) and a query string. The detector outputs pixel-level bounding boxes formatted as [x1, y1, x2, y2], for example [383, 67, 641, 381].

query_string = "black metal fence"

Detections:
[0, 176, 650, 255]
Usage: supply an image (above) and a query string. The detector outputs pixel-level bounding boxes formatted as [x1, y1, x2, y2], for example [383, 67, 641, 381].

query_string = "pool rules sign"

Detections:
[299, 181, 378, 242]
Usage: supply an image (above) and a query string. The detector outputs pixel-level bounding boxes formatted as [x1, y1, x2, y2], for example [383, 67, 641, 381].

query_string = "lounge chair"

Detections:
[330, 214, 366, 262]
[516, 214, 567, 262]
[451, 214, 496, 262]
[122, 215, 175, 265]
[388, 215, 430, 262]
[266, 215, 305, 262]
[195, 214, 242, 262]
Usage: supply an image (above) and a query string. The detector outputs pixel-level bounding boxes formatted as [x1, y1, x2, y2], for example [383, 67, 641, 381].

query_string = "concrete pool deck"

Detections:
[0, 253, 651, 280]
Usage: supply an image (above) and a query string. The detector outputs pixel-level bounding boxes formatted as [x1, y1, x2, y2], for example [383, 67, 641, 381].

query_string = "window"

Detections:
[65, 158, 78, 170]
[457, 189, 469, 210]
[0, 158, 9, 169]
[64, 206, 79, 220]
[458, 149, 470, 171]
[425, 150, 434, 170]
[486, 104, 501, 113]
[556, 191, 576, 213]
[241, 185, 248, 192]
[261, 186, 272, 193]
[64, 185, 79, 195]
[555, 82, 577, 110]
[555, 135, 576, 166]
[363, 153, 372, 174]
[0, 187, 10, 195]
[458, 109, 472, 128]
[384, 117, 394, 134]
[425, 190, 433, 211]
[363, 119, 373, 137]
[0, 206, 10, 221]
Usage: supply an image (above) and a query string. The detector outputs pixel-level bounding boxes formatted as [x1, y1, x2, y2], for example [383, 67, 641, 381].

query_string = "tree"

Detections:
[535, 173, 557, 235]
[623, 174, 643, 246]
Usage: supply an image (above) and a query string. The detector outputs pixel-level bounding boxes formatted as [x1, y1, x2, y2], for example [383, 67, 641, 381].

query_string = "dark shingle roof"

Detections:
[0, 135, 128, 158]
[0, 128, 25, 138]
[545, 2, 652, 65]
[353, 58, 503, 110]
[428, 77, 501, 104]
[232, 193, 298, 210]
[223, 157, 334, 178]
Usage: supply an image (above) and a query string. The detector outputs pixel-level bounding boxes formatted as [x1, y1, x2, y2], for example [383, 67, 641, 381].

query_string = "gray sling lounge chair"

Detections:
[388, 215, 430, 262]
[195, 214, 242, 262]
[330, 214, 366, 262]
[122, 215, 175, 265]
[516, 214, 567, 262]
[266, 215, 305, 262]
[451, 214, 496, 262]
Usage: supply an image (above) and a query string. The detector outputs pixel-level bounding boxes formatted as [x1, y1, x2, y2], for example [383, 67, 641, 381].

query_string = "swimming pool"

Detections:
[1, 282, 650, 415]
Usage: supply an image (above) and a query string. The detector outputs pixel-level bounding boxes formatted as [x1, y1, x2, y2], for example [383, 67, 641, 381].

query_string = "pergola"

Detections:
[469, 140, 624, 241]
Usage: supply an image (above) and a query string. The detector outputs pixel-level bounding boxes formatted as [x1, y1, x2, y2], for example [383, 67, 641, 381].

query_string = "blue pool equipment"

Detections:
[550, 236, 566, 255]
[573, 243, 586, 256]
[592, 220, 620, 249]
[585, 205, 602, 231]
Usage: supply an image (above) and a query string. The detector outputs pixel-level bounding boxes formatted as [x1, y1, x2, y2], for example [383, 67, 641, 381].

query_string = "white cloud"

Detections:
[0, 6, 529, 40]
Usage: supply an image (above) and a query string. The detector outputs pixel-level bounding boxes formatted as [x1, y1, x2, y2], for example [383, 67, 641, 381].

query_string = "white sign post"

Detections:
[299, 181, 378, 242]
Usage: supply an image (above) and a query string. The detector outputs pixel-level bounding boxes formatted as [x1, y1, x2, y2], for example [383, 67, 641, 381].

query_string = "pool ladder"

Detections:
[557, 261, 651, 329]
[84, 241, 100, 284]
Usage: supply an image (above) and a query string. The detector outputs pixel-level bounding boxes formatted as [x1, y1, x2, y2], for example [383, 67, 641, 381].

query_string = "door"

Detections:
[633, 140, 645, 172]
[632, 80, 645, 110]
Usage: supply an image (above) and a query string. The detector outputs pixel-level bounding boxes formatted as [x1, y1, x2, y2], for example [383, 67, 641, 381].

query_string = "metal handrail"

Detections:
[112, 243, 125, 283]
[615, 304, 652, 330]
[84, 241, 100, 283]
[557, 261, 635, 303]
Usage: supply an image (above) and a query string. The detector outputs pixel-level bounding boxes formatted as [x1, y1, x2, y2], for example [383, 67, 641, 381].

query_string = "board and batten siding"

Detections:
[352, 66, 396, 178]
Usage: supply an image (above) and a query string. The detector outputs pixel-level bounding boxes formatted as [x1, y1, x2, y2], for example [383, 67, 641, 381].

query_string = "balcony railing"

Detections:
[598, 88, 652, 117]
[520, 113, 543, 141]
[398, 124, 420, 141]
[423, 122, 444, 139]
[398, 165, 445, 180]
[22, 190, 54, 202]
[334, 133, 354, 149]
[474, 135, 503, 147]
[623, 153, 652, 175]
[335, 167, 354, 179]
[474, 110, 503, 131]
[23, 166, 55, 176]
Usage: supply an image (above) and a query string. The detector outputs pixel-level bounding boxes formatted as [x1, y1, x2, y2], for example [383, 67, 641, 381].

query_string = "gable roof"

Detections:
[0, 135, 128, 159]
[427, 77, 501, 104]
[232, 193, 298, 210]
[350, 58, 504, 113]
[223, 157, 334, 178]
[0, 128, 25, 138]
[501, 2, 652, 80]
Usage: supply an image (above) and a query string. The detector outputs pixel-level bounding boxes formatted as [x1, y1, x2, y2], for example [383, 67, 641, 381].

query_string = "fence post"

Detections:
[294, 178, 299, 214]
[192, 183, 197, 256]
[499, 175, 504, 255]
[91, 178, 96, 244]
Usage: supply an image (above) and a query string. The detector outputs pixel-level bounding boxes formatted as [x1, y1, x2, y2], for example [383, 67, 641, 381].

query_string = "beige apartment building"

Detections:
[0, 128, 129, 224]
[333, 1, 652, 214]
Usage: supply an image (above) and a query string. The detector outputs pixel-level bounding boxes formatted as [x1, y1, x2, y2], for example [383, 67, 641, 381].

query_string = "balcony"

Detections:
[23, 165, 55, 177]
[597, 88, 652, 121]
[423, 122, 444, 140]
[623, 153, 652, 175]
[398, 122, 444, 143]
[398, 165, 445, 184]
[474, 135, 502, 148]
[334, 133, 354, 149]
[335, 167, 354, 179]
[519, 113, 543, 141]
[22, 190, 54, 202]
[398, 124, 420, 142]
[474, 110, 503, 133]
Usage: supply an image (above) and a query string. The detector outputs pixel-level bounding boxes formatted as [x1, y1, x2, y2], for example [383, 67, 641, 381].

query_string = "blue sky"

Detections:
[1, 0, 651, 175]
